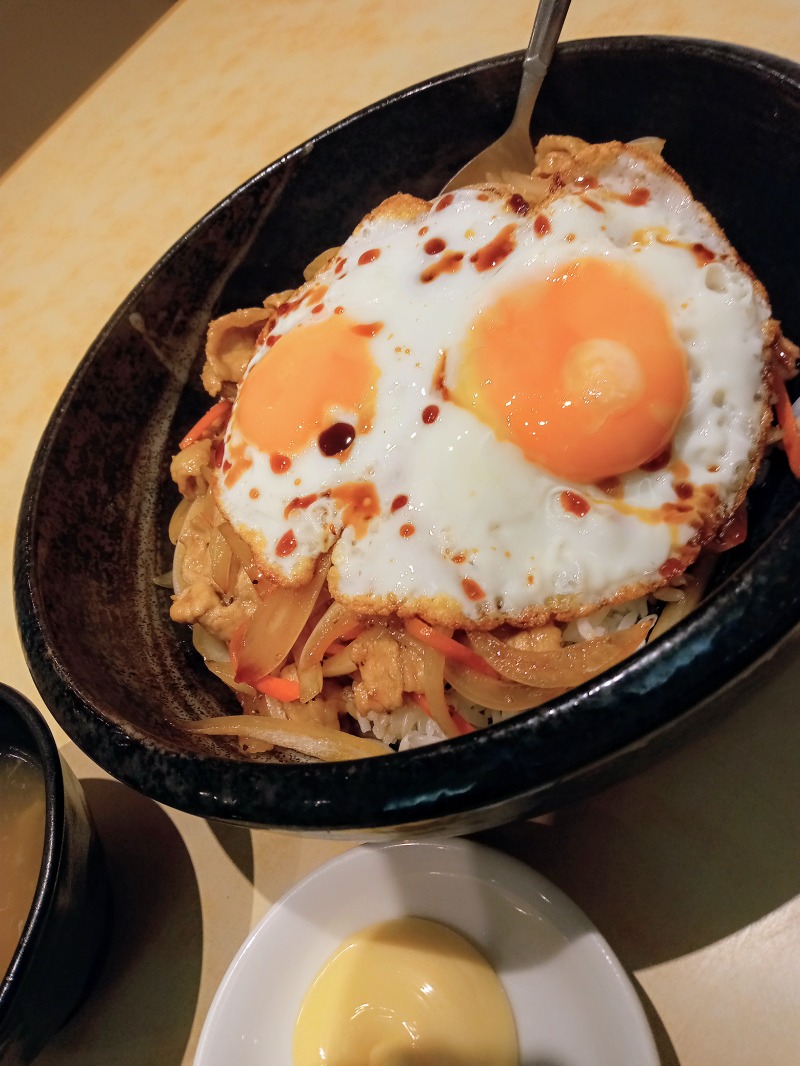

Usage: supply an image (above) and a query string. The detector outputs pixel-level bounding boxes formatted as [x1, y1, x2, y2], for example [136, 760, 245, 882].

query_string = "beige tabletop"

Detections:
[2, 1, 800, 1063]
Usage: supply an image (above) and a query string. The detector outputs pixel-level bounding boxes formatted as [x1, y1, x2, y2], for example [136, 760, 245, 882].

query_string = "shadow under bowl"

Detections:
[0, 686, 110, 1065]
[14, 36, 800, 837]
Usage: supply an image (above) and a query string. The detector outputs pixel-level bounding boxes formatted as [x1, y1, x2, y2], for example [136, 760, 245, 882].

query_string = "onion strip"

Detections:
[186, 714, 388, 760]
[297, 603, 362, 701]
[444, 661, 563, 713]
[649, 555, 715, 641]
[468, 618, 653, 688]
[233, 554, 332, 686]
[420, 644, 459, 739]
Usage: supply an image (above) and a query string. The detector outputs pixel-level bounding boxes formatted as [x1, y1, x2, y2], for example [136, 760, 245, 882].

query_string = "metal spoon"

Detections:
[441, 0, 572, 193]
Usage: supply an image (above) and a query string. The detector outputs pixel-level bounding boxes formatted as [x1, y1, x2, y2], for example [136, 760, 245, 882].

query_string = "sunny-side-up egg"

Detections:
[214, 142, 773, 629]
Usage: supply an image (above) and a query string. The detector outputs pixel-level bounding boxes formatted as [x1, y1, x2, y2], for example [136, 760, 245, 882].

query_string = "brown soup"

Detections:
[0, 750, 46, 980]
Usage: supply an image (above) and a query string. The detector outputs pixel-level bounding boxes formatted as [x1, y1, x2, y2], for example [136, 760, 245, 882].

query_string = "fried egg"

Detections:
[215, 142, 773, 628]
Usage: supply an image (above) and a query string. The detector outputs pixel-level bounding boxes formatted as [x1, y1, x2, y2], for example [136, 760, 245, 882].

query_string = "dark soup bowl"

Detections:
[14, 36, 800, 836]
[0, 685, 110, 1065]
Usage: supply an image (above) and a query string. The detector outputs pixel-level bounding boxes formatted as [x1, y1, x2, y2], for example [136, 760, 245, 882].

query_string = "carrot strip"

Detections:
[450, 710, 476, 735]
[179, 400, 232, 450]
[404, 617, 496, 677]
[773, 376, 800, 478]
[253, 675, 301, 701]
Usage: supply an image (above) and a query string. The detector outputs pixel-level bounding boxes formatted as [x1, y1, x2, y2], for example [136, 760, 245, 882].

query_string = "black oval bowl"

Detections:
[0, 686, 110, 1065]
[15, 37, 800, 836]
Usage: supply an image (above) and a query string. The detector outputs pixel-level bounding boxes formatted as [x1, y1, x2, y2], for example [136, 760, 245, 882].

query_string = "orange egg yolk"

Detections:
[455, 257, 689, 482]
[234, 314, 380, 456]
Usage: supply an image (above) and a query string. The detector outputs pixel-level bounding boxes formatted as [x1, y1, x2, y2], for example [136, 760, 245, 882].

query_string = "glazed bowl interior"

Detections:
[0, 685, 109, 1065]
[15, 36, 800, 836]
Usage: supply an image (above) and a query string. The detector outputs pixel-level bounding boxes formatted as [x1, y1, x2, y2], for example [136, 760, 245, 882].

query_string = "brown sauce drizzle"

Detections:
[470, 223, 516, 272]
[450, 551, 467, 565]
[351, 321, 383, 337]
[533, 213, 551, 237]
[223, 440, 253, 487]
[270, 453, 291, 474]
[391, 494, 408, 512]
[318, 422, 356, 457]
[284, 493, 320, 519]
[312, 304, 324, 314]
[560, 490, 590, 517]
[358, 248, 380, 265]
[659, 557, 685, 580]
[334, 305, 345, 315]
[621, 186, 650, 206]
[334, 258, 347, 274]
[331, 482, 381, 539]
[276, 530, 297, 557]
[712, 505, 748, 551]
[691, 242, 716, 266]
[249, 487, 260, 500]
[507, 193, 530, 216]
[594, 475, 622, 497]
[583, 197, 605, 213]
[399, 523, 416, 537]
[421, 251, 464, 283]
[424, 237, 446, 255]
[640, 446, 671, 472]
[461, 577, 486, 601]
[266, 334, 281, 348]
[433, 350, 450, 400]
[575, 174, 599, 189]
[435, 194, 455, 212]
[418, 225, 429, 236]
[422, 404, 439, 424]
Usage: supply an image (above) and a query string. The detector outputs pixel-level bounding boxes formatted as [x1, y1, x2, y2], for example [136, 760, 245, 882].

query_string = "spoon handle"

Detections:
[512, 0, 572, 130]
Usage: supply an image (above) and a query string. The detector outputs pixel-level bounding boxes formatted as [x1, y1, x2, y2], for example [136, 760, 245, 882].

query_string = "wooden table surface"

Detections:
[2, 1, 799, 1063]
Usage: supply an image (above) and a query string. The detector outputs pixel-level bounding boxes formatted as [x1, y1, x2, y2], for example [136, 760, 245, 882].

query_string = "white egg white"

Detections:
[216, 146, 771, 628]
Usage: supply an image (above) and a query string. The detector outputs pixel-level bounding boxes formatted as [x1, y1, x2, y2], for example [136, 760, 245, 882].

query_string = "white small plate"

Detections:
[195, 838, 658, 1066]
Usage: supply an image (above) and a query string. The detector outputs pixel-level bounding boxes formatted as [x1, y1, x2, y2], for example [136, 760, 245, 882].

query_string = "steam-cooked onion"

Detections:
[649, 555, 715, 640]
[297, 603, 362, 700]
[321, 649, 358, 677]
[186, 714, 388, 760]
[420, 644, 459, 739]
[445, 661, 563, 713]
[234, 554, 332, 686]
[468, 618, 654, 688]
[192, 624, 230, 663]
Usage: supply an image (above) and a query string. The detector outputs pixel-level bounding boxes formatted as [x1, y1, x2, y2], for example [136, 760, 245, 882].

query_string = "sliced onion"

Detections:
[168, 496, 193, 545]
[235, 554, 332, 686]
[192, 623, 230, 663]
[297, 602, 362, 700]
[218, 521, 255, 569]
[172, 541, 187, 596]
[206, 660, 257, 696]
[469, 618, 653, 688]
[649, 555, 716, 641]
[445, 661, 563, 713]
[321, 649, 358, 677]
[300, 602, 362, 665]
[185, 714, 388, 760]
[421, 644, 459, 739]
[209, 526, 236, 595]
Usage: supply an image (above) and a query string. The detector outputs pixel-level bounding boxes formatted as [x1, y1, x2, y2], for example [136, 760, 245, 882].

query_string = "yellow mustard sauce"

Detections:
[293, 916, 519, 1065]
[0, 751, 46, 980]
